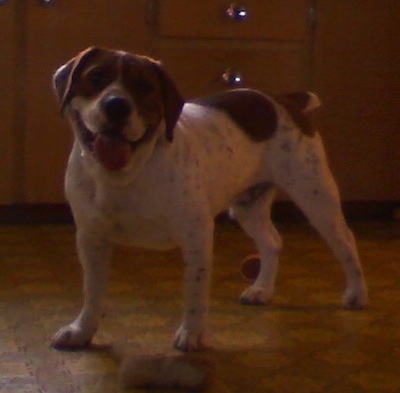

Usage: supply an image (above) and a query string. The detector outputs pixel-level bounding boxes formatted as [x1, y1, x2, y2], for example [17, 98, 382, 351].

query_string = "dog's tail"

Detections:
[303, 92, 322, 113]
[278, 91, 322, 116]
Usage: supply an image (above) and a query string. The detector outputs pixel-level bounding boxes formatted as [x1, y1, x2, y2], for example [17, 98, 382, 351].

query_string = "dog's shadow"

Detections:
[83, 302, 350, 392]
[87, 343, 271, 392]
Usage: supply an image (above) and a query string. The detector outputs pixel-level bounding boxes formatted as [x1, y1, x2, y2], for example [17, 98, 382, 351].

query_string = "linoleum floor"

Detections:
[0, 221, 400, 392]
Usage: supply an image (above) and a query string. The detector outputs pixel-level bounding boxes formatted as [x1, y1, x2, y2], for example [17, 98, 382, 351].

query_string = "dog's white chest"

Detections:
[67, 161, 177, 250]
[89, 194, 176, 249]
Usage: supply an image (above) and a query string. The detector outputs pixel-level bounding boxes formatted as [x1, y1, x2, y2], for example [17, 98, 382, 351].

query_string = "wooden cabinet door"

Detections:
[24, 0, 149, 203]
[158, 0, 311, 40]
[154, 0, 313, 99]
[157, 42, 311, 99]
[0, 2, 17, 204]
[314, 0, 400, 201]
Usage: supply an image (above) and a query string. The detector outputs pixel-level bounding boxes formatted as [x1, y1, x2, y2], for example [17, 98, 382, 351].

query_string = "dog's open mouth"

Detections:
[74, 111, 132, 172]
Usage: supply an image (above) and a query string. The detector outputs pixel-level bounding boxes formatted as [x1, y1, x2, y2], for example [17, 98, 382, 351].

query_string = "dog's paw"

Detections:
[342, 288, 368, 310]
[173, 326, 208, 352]
[51, 323, 96, 350]
[239, 285, 271, 305]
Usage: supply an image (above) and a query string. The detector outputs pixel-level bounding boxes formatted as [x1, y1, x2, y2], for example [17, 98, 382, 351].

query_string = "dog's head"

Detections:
[53, 47, 184, 172]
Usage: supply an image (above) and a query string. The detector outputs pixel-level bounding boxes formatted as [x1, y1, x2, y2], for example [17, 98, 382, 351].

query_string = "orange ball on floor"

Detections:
[240, 254, 260, 281]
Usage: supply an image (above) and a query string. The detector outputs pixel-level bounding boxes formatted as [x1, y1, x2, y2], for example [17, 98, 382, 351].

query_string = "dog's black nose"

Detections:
[102, 95, 132, 122]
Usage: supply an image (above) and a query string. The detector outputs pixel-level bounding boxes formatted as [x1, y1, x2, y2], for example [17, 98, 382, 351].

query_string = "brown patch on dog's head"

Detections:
[53, 46, 102, 114]
[120, 54, 184, 142]
[53, 47, 184, 142]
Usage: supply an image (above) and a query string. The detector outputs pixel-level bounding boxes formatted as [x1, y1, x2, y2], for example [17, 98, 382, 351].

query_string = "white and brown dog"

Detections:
[51, 47, 368, 352]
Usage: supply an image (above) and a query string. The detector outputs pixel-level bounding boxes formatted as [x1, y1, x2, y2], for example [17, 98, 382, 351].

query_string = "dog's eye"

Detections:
[87, 68, 110, 89]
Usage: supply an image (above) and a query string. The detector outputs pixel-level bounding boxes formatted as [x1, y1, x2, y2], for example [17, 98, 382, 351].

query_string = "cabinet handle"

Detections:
[38, 0, 55, 5]
[222, 68, 244, 87]
[225, 3, 249, 21]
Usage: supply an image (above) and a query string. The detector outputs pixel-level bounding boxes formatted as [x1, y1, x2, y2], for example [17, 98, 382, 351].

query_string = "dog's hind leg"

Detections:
[271, 134, 368, 309]
[230, 184, 283, 305]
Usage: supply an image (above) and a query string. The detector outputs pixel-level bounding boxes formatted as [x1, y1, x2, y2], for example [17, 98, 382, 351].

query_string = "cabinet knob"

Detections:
[225, 3, 249, 21]
[222, 68, 244, 87]
[38, 0, 55, 5]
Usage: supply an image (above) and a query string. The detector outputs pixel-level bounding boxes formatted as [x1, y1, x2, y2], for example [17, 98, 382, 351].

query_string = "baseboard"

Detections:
[0, 204, 73, 225]
[271, 200, 400, 222]
[342, 201, 400, 221]
[0, 201, 399, 225]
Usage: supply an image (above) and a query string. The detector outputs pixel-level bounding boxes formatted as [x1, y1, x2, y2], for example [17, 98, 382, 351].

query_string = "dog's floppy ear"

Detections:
[151, 61, 184, 142]
[53, 46, 100, 115]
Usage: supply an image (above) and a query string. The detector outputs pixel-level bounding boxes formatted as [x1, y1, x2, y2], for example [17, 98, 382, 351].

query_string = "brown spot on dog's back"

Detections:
[274, 92, 317, 136]
[191, 89, 277, 142]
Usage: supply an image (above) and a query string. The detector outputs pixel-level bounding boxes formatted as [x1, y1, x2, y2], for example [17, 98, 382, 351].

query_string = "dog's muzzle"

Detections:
[73, 108, 131, 172]
[101, 95, 132, 124]
[73, 102, 156, 172]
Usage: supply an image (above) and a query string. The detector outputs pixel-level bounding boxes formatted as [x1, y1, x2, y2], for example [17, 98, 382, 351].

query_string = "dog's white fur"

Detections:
[51, 48, 367, 352]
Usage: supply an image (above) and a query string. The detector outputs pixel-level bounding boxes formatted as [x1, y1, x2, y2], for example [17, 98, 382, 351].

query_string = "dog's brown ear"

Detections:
[53, 46, 100, 115]
[151, 62, 184, 142]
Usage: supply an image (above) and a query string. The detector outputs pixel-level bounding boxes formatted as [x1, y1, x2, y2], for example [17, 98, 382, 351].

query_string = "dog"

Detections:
[51, 47, 368, 352]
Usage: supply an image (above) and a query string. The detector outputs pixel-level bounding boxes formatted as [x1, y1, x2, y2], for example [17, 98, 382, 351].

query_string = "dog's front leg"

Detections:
[51, 230, 112, 349]
[174, 219, 214, 352]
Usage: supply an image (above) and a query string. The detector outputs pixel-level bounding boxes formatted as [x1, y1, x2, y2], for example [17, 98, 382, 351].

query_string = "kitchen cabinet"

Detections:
[152, 0, 313, 97]
[0, 1, 17, 204]
[1, 0, 149, 204]
[0, 0, 399, 216]
[1, 0, 313, 205]
[314, 0, 400, 201]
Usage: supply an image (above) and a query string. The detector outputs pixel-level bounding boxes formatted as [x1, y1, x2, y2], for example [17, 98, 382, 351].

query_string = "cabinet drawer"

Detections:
[157, 44, 310, 98]
[157, 0, 311, 40]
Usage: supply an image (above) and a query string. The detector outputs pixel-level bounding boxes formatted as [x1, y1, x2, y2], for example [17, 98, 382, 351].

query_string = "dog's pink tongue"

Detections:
[93, 134, 131, 171]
